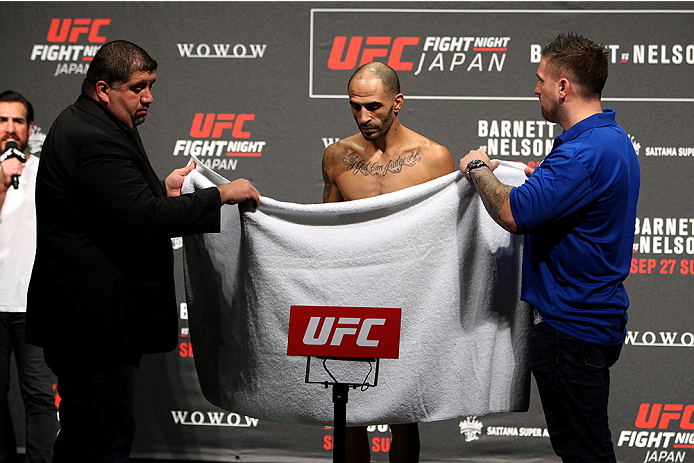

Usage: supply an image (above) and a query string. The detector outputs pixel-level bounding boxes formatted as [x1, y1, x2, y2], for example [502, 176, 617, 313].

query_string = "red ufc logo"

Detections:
[327, 36, 420, 71]
[189, 113, 255, 139]
[635, 404, 694, 430]
[47, 18, 110, 43]
[287, 306, 401, 359]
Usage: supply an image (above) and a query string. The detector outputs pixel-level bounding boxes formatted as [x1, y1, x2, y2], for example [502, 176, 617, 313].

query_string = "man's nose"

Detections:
[142, 88, 154, 104]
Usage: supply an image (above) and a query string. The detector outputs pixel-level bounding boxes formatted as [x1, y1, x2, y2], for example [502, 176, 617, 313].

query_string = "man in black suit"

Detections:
[26, 40, 260, 462]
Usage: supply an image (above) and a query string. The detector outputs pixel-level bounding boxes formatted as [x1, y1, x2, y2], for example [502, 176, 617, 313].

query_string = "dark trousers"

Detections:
[529, 322, 622, 463]
[0, 313, 59, 463]
[44, 350, 141, 463]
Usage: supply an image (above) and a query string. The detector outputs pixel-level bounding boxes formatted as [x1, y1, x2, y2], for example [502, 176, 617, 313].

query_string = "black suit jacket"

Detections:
[27, 95, 222, 357]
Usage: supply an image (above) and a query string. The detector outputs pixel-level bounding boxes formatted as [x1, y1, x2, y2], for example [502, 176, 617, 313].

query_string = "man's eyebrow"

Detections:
[349, 100, 380, 106]
[132, 78, 156, 86]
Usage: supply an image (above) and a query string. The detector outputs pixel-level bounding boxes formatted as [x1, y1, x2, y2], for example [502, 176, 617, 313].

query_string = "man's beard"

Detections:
[539, 98, 558, 124]
[360, 114, 394, 142]
[2, 137, 28, 152]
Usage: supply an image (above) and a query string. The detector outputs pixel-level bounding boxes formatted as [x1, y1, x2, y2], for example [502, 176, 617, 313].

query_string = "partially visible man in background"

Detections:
[0, 90, 59, 463]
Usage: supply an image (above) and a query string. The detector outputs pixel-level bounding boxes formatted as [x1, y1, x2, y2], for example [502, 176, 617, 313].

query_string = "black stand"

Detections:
[332, 383, 349, 463]
[305, 357, 380, 463]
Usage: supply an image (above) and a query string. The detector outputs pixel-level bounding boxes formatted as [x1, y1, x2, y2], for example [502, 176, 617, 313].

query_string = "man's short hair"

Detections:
[0, 90, 34, 125]
[542, 33, 608, 98]
[348, 61, 401, 97]
[81, 40, 157, 97]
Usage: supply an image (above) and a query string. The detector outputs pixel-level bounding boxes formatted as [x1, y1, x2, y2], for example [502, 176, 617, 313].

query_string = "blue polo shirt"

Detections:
[509, 109, 640, 345]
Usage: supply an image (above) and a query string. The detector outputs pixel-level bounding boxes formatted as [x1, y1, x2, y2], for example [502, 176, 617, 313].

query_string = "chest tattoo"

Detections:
[343, 151, 422, 177]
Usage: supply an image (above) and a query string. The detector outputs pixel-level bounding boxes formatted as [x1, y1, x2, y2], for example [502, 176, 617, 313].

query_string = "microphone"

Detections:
[0, 140, 26, 189]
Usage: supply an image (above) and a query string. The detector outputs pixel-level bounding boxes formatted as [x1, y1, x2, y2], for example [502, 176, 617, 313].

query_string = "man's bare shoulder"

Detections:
[326, 134, 362, 154]
[322, 135, 366, 202]
[404, 129, 455, 174]
[323, 134, 363, 168]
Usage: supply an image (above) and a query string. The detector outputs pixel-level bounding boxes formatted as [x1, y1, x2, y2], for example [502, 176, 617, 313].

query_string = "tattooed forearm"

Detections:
[469, 168, 514, 229]
[343, 151, 421, 176]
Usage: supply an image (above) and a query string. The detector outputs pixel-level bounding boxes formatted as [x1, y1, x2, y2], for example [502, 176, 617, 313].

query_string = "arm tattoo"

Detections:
[322, 156, 333, 202]
[342, 150, 421, 177]
[470, 168, 513, 227]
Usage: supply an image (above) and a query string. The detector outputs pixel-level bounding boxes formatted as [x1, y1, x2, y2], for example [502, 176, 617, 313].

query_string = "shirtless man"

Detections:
[322, 62, 454, 463]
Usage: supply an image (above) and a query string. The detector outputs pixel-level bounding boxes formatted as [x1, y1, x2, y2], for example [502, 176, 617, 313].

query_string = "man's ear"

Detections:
[393, 93, 404, 115]
[95, 81, 110, 105]
[558, 76, 570, 101]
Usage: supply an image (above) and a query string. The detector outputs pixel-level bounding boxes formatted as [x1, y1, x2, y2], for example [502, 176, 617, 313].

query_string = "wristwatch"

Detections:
[466, 159, 488, 175]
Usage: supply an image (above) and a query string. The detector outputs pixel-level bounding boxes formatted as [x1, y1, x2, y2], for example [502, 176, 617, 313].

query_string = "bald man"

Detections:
[322, 62, 454, 463]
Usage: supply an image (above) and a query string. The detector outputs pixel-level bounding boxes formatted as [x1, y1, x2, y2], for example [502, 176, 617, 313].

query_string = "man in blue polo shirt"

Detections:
[459, 33, 640, 462]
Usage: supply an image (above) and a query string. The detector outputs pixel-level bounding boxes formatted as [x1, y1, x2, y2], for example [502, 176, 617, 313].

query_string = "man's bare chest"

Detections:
[334, 151, 432, 200]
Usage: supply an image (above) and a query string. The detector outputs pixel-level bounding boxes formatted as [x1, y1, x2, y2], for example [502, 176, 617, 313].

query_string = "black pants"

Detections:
[44, 350, 141, 463]
[529, 322, 622, 463]
[0, 313, 59, 463]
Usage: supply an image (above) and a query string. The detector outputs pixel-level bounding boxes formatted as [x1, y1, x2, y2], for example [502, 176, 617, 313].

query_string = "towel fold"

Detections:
[182, 156, 532, 425]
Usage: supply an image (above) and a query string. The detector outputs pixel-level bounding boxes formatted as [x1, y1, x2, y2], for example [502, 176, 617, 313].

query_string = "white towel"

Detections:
[182, 156, 532, 425]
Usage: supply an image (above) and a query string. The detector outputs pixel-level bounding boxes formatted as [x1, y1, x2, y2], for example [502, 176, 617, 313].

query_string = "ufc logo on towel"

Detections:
[287, 306, 401, 359]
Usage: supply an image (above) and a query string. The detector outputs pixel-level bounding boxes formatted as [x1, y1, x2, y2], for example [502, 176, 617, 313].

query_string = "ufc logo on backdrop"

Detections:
[47, 18, 110, 43]
[327, 36, 420, 71]
[189, 113, 255, 139]
[635, 404, 694, 429]
[287, 306, 401, 359]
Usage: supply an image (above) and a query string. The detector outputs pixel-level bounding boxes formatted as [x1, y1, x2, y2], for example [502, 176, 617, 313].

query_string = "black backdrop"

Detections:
[2, 2, 693, 461]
